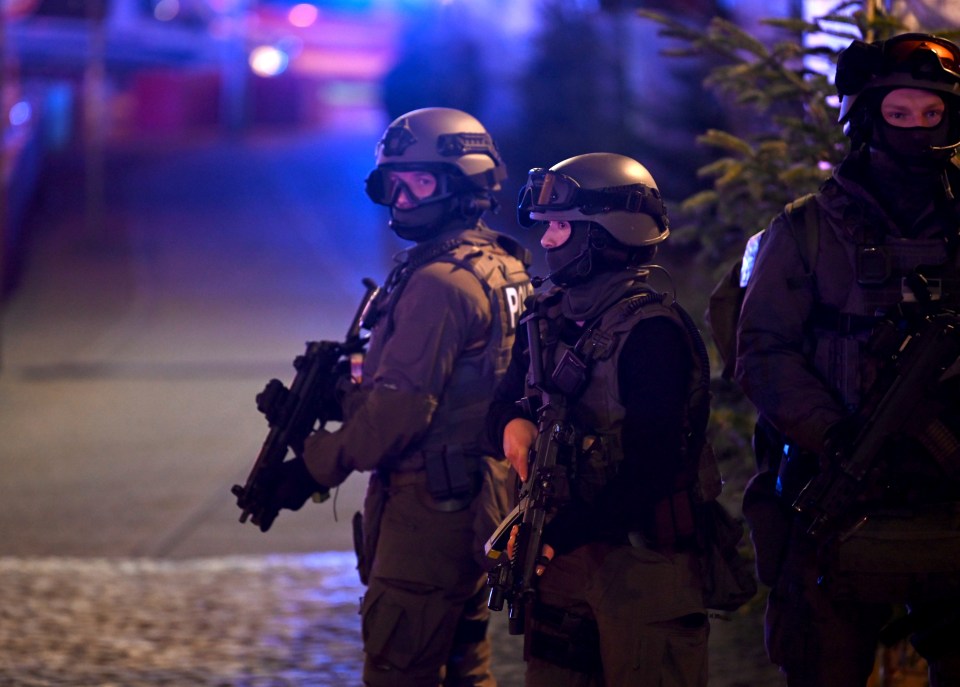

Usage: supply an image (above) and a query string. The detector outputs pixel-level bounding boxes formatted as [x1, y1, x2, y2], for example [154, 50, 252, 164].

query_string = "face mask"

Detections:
[544, 223, 593, 287]
[875, 117, 955, 170]
[389, 200, 453, 241]
[389, 194, 484, 241]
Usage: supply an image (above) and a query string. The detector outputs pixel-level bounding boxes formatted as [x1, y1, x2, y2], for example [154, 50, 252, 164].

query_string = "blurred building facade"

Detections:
[6, 0, 948, 296]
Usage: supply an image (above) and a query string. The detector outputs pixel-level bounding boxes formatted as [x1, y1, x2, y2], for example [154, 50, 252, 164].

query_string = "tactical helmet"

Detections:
[517, 152, 669, 246]
[365, 108, 507, 240]
[837, 33, 960, 136]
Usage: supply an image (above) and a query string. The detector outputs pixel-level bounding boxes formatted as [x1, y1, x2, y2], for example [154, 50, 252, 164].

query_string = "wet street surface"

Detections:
[0, 553, 530, 687]
[0, 551, 778, 687]
[0, 553, 365, 686]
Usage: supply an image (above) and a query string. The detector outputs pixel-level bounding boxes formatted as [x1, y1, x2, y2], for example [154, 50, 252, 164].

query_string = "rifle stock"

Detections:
[231, 278, 379, 529]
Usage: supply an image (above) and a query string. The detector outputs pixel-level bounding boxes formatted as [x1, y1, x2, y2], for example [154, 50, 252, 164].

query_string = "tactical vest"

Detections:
[527, 287, 711, 539]
[806, 183, 960, 410]
[368, 228, 533, 487]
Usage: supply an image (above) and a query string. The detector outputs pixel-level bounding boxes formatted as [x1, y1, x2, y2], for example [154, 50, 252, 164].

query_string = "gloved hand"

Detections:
[257, 456, 326, 533]
[822, 416, 861, 466]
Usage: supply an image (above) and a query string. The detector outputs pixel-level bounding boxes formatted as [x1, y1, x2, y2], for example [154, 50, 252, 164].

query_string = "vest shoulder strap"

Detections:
[784, 193, 820, 288]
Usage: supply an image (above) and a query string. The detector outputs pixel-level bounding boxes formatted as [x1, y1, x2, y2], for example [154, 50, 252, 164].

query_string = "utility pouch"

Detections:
[357, 473, 387, 586]
[693, 442, 723, 504]
[551, 349, 588, 397]
[352, 511, 366, 583]
[424, 447, 476, 501]
[857, 245, 892, 285]
[698, 499, 759, 611]
[818, 502, 960, 603]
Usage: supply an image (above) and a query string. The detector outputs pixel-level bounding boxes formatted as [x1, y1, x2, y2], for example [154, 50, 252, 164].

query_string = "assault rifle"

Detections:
[793, 310, 960, 538]
[231, 278, 380, 530]
[485, 306, 577, 654]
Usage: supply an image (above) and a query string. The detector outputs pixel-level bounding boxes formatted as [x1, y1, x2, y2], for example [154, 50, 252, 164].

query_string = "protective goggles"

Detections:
[884, 35, 960, 81]
[516, 168, 666, 228]
[365, 167, 450, 207]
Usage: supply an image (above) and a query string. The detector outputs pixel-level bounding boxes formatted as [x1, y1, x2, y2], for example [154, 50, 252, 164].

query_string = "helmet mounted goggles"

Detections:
[368, 127, 506, 207]
[885, 35, 960, 80]
[516, 168, 667, 229]
[365, 165, 457, 207]
[837, 34, 960, 123]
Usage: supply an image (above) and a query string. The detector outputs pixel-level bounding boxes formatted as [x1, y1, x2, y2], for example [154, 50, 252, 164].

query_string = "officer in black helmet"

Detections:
[263, 107, 532, 686]
[737, 33, 960, 686]
[487, 152, 715, 686]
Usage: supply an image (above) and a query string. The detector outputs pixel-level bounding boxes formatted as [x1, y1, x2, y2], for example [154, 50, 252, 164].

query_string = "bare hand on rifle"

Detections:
[503, 417, 555, 574]
[503, 417, 539, 482]
[507, 524, 555, 576]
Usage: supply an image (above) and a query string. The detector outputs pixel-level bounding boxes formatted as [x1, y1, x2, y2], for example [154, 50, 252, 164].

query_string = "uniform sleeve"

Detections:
[302, 262, 491, 487]
[734, 212, 847, 454]
[485, 316, 532, 456]
[617, 316, 692, 501]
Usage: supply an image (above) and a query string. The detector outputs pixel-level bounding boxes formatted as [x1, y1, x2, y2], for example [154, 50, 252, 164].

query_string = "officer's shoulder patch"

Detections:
[499, 281, 535, 336]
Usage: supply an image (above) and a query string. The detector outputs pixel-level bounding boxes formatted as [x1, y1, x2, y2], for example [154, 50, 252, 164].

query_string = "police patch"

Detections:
[501, 281, 534, 335]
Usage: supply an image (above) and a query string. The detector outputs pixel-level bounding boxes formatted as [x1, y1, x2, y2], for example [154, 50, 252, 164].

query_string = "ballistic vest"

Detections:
[807, 181, 960, 410]
[367, 226, 533, 470]
[528, 287, 710, 515]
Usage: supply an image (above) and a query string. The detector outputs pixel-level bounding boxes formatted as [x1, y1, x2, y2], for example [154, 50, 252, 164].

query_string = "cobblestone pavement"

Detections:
[0, 553, 367, 686]
[0, 552, 782, 687]
[0, 552, 530, 687]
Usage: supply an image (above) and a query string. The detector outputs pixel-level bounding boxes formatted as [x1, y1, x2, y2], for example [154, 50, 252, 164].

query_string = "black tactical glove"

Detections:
[822, 416, 861, 466]
[258, 456, 326, 533]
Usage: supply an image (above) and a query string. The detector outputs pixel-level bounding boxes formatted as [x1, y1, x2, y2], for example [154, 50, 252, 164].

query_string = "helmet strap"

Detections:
[588, 226, 632, 267]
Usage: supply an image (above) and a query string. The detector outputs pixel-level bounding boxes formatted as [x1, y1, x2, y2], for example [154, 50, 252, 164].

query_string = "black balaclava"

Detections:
[388, 172, 485, 242]
[543, 222, 652, 321]
[391, 197, 463, 241]
[859, 91, 959, 230]
[544, 221, 595, 287]
[874, 114, 954, 173]
[867, 89, 959, 174]
[543, 222, 635, 287]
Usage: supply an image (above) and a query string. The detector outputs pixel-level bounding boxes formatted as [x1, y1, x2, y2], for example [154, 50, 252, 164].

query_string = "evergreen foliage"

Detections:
[638, 2, 913, 263]
[632, 2, 914, 505]
[637, 1, 960, 513]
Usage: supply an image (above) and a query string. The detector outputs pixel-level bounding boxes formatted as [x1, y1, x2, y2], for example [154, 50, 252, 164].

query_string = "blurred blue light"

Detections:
[9, 101, 32, 127]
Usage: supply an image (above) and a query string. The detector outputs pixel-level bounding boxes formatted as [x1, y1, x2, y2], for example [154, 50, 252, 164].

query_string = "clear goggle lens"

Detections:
[365, 168, 443, 207]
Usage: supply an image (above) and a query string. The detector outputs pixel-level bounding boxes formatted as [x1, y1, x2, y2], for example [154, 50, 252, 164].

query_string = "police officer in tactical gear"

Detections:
[265, 107, 532, 686]
[737, 33, 960, 687]
[488, 152, 712, 686]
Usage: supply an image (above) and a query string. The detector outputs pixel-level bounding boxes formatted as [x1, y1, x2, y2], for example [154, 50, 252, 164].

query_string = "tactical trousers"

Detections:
[360, 473, 494, 687]
[767, 522, 960, 687]
[524, 542, 708, 687]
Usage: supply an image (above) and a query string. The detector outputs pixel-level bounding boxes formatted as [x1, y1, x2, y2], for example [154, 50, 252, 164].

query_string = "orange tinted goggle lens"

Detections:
[888, 39, 960, 71]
